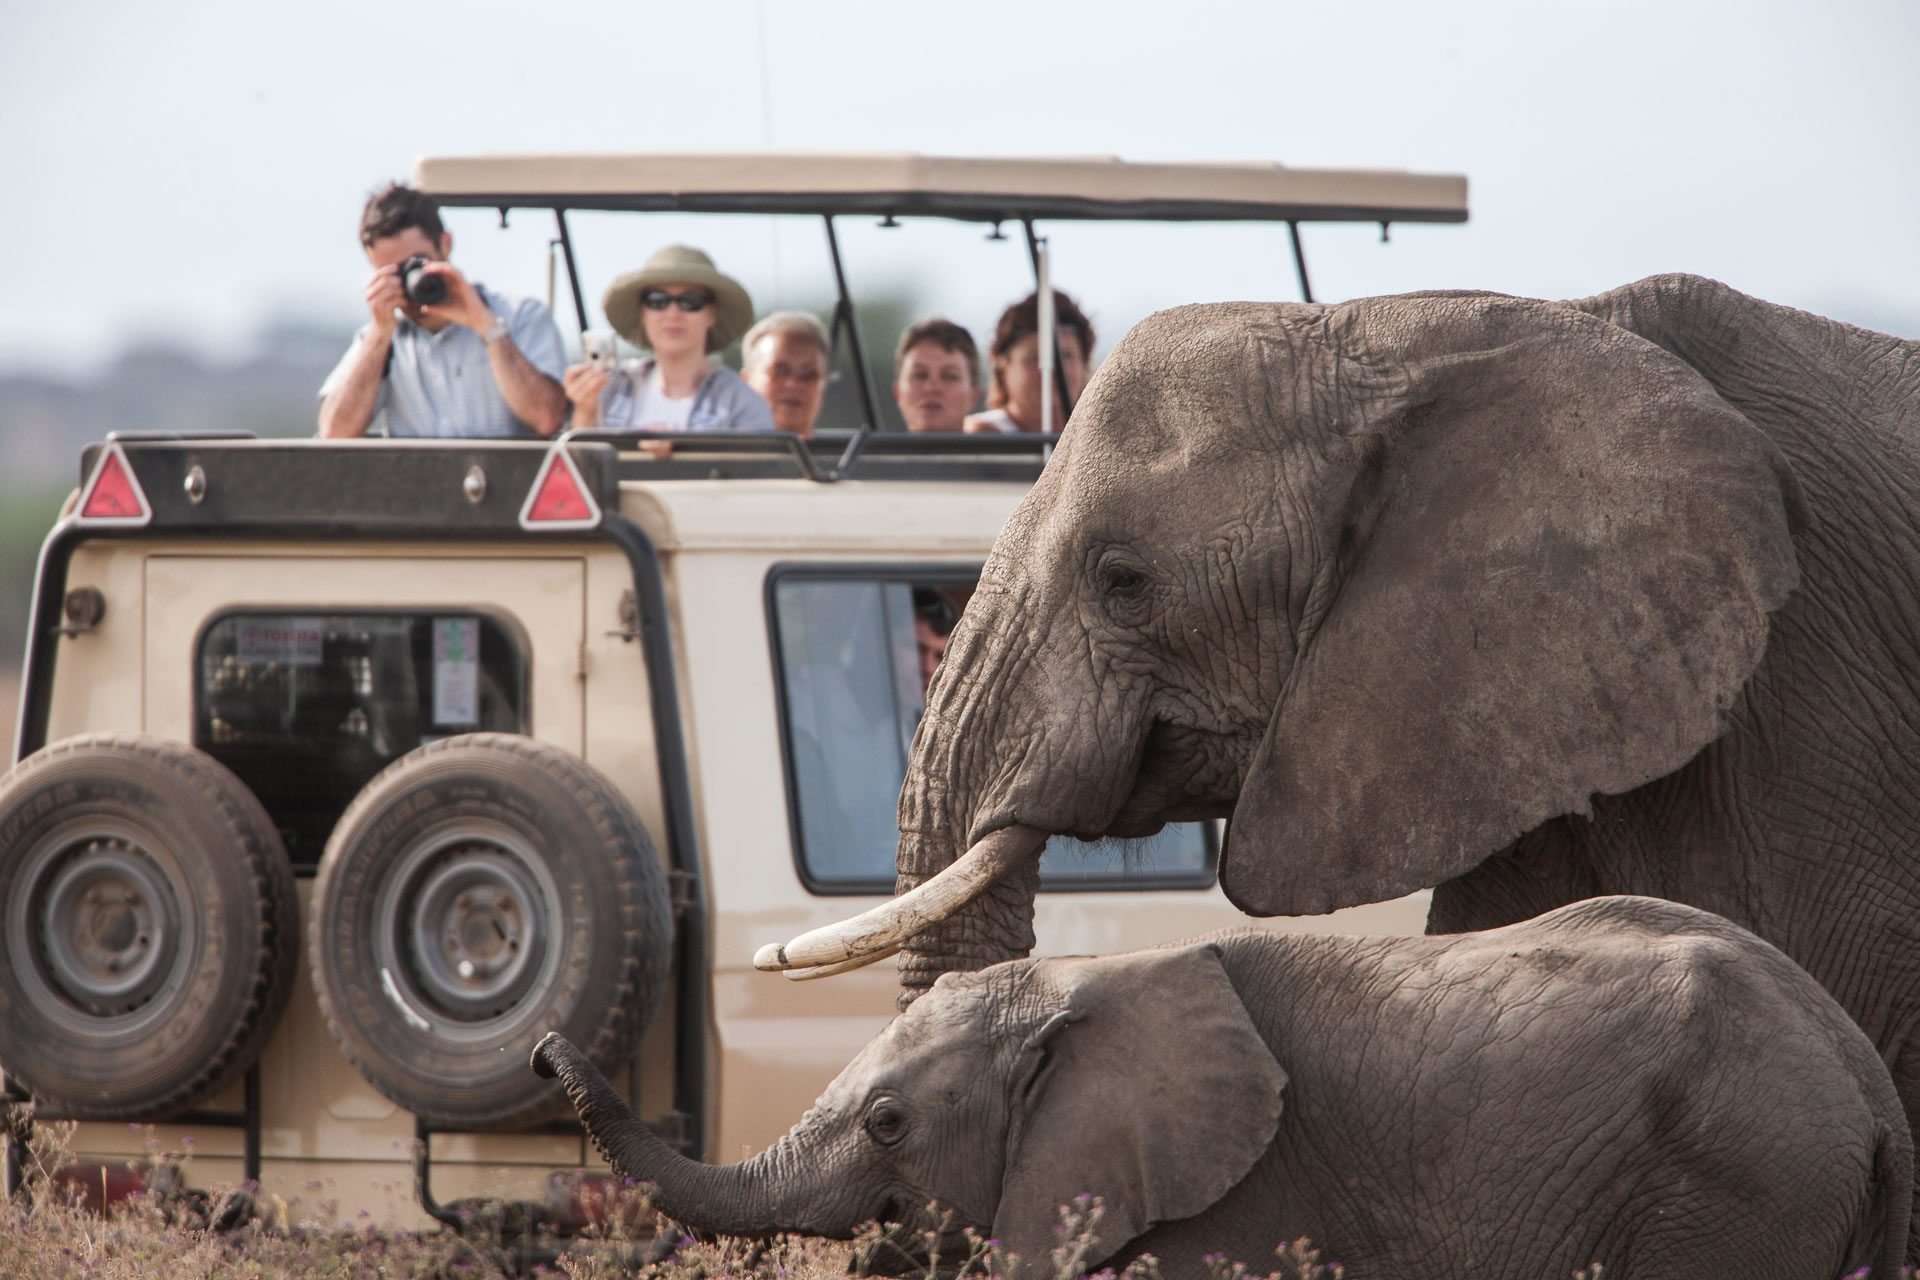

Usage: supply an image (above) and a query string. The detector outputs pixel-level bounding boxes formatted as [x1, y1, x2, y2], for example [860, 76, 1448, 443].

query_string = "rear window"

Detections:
[769, 568, 1216, 893]
[195, 612, 528, 866]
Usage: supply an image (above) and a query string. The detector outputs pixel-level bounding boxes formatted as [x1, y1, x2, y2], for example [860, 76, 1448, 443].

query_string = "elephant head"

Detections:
[756, 287, 1804, 1001]
[534, 944, 1284, 1277]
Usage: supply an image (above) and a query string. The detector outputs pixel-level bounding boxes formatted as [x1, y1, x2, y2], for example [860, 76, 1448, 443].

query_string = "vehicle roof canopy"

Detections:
[413, 151, 1468, 224]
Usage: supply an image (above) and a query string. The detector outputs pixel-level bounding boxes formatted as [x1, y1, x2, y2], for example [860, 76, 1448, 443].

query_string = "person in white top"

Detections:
[562, 244, 773, 434]
[963, 289, 1095, 435]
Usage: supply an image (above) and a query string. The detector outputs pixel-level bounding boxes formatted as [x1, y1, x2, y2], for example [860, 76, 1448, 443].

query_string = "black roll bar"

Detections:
[539, 199, 1326, 436]
[554, 209, 591, 332]
[1288, 221, 1314, 304]
[821, 217, 886, 446]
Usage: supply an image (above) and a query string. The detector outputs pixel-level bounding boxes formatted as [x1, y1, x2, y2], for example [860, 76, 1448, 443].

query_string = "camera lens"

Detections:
[401, 255, 448, 306]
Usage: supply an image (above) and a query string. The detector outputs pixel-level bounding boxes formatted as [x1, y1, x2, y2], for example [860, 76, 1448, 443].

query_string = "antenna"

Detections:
[756, 0, 781, 298]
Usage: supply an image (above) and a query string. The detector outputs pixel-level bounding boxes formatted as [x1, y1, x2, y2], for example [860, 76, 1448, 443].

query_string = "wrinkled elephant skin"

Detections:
[543, 899, 1910, 1280]
[864, 274, 1920, 1252]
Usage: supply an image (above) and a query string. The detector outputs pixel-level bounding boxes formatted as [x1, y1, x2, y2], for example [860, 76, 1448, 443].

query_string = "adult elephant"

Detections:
[755, 274, 1920, 1237]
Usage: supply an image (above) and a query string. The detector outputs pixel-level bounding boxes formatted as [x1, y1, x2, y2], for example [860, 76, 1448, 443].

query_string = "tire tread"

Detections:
[310, 733, 670, 1130]
[0, 733, 298, 1119]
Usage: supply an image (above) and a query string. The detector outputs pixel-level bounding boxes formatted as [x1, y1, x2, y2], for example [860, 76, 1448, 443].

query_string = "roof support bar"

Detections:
[1022, 220, 1076, 421]
[1287, 220, 1314, 304]
[554, 209, 591, 332]
[821, 216, 883, 476]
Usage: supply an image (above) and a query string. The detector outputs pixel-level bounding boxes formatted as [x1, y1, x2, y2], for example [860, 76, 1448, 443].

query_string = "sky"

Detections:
[1, 0, 1916, 375]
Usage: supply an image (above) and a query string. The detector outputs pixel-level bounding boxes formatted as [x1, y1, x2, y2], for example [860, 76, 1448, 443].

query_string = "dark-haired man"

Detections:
[912, 589, 957, 692]
[319, 184, 568, 438]
[892, 318, 978, 433]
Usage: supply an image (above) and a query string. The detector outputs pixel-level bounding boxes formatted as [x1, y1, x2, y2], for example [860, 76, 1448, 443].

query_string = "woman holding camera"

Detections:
[563, 244, 773, 433]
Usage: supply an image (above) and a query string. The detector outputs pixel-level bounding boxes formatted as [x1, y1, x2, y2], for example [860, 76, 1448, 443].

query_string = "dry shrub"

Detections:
[5, 1129, 1913, 1280]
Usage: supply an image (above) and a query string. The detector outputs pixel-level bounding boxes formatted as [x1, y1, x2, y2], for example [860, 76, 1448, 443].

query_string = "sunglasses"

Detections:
[641, 289, 714, 312]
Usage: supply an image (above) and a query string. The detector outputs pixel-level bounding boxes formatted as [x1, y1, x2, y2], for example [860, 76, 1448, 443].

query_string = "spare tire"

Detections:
[0, 734, 299, 1118]
[310, 734, 672, 1130]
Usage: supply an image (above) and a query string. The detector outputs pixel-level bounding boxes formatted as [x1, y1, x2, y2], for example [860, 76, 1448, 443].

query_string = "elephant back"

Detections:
[1571, 273, 1920, 504]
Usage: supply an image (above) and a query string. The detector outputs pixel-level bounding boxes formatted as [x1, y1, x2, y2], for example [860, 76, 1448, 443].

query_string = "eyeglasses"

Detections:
[641, 289, 714, 312]
[766, 362, 827, 386]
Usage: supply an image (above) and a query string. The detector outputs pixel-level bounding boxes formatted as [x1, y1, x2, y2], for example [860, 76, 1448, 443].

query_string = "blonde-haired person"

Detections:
[742, 311, 833, 438]
[963, 289, 1094, 434]
[563, 244, 773, 433]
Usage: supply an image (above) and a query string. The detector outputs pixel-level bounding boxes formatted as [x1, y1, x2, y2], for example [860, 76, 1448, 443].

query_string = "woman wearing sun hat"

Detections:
[563, 244, 774, 432]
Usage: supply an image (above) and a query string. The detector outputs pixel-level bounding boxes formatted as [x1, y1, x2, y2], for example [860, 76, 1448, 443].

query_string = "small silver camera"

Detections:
[582, 329, 618, 371]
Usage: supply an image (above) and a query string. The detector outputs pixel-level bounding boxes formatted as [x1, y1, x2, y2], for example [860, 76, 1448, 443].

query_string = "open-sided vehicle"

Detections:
[0, 153, 1465, 1226]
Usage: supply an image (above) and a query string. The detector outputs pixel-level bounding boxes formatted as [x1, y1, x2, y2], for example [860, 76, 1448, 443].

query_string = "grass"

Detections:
[0, 1123, 1905, 1280]
[2, 1119, 670, 1279]
[0, 1130, 1339, 1280]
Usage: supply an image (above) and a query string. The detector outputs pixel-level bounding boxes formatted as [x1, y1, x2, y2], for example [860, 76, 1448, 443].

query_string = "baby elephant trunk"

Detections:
[532, 1033, 788, 1238]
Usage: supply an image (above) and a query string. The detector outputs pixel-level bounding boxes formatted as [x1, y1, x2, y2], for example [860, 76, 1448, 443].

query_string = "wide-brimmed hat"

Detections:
[601, 245, 754, 353]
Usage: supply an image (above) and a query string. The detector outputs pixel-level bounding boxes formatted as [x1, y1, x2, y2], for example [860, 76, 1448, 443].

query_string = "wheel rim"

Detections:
[6, 824, 194, 1033]
[372, 822, 562, 1041]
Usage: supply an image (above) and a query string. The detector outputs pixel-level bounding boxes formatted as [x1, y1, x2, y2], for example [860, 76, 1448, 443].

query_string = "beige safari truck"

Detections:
[0, 153, 1467, 1229]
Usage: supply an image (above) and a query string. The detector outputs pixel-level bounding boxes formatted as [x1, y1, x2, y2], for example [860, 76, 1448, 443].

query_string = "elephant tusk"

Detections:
[753, 824, 1046, 974]
[781, 946, 901, 981]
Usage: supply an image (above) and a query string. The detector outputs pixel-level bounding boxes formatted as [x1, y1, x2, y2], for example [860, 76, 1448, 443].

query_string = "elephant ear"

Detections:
[1224, 293, 1806, 916]
[990, 943, 1286, 1278]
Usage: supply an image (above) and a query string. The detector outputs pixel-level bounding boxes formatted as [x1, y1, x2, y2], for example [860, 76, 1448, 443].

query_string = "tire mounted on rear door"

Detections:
[309, 733, 672, 1130]
[0, 734, 299, 1118]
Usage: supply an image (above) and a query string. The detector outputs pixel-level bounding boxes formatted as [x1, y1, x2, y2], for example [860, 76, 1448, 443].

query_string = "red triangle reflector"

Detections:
[518, 445, 602, 530]
[77, 443, 152, 525]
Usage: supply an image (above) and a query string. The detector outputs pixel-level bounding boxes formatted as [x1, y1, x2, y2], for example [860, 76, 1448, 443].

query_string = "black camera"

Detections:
[398, 254, 449, 306]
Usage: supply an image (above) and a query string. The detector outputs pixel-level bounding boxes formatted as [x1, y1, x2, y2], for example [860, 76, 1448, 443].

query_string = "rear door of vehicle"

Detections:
[139, 549, 586, 1179]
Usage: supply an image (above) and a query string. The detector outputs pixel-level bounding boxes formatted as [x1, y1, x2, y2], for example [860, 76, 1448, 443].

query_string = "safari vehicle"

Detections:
[0, 153, 1466, 1227]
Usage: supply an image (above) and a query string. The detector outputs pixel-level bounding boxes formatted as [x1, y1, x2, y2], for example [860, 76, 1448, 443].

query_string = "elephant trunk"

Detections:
[532, 1033, 815, 1238]
[890, 589, 1050, 1003]
[756, 579, 1055, 1001]
[752, 563, 1132, 1003]
[892, 829, 1043, 1004]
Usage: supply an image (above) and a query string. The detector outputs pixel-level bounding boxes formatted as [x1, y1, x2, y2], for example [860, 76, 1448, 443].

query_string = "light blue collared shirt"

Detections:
[319, 284, 566, 438]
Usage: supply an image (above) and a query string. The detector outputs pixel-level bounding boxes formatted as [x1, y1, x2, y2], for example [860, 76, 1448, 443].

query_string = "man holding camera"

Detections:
[319, 184, 568, 438]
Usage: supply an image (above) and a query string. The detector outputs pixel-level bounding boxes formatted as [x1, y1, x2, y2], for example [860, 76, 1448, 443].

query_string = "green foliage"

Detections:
[0, 485, 69, 677]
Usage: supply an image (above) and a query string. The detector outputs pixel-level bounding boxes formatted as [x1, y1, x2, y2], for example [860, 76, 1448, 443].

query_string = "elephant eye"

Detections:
[1096, 553, 1156, 625]
[1099, 560, 1150, 600]
[865, 1101, 909, 1146]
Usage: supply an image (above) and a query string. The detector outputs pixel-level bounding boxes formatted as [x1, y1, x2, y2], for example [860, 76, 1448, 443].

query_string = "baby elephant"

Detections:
[533, 896, 1910, 1279]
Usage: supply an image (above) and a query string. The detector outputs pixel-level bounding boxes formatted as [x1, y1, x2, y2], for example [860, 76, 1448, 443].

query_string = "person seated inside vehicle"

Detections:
[742, 312, 833, 439]
[563, 245, 772, 433]
[912, 589, 957, 694]
[892, 319, 979, 433]
[964, 289, 1094, 435]
[319, 183, 569, 439]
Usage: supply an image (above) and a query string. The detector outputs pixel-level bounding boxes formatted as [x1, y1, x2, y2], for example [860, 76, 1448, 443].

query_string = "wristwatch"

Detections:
[481, 316, 510, 345]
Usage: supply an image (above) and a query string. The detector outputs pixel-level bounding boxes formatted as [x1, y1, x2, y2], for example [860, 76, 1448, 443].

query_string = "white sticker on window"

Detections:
[433, 617, 480, 726]
[235, 617, 325, 667]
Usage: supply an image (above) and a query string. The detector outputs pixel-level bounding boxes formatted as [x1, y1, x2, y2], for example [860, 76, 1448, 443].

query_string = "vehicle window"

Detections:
[195, 613, 528, 866]
[770, 571, 1215, 893]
